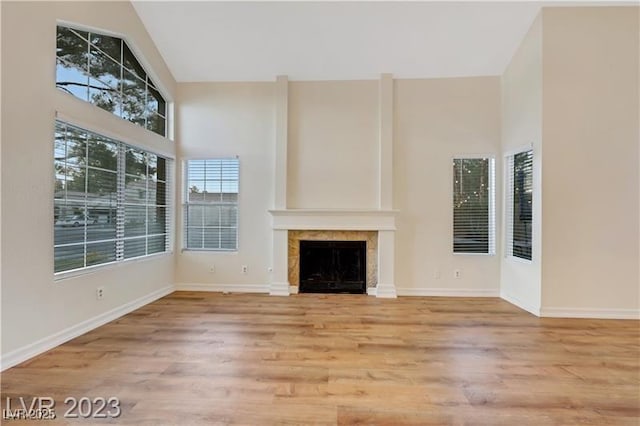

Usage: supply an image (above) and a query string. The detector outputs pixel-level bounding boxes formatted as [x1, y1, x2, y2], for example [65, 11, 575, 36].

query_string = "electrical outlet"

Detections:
[241, 265, 248, 274]
[96, 287, 104, 300]
[454, 270, 461, 279]
[209, 265, 216, 274]
[434, 269, 441, 279]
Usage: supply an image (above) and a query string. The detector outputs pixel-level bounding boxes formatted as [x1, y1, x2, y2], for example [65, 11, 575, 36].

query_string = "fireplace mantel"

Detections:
[268, 209, 398, 231]
[268, 209, 398, 298]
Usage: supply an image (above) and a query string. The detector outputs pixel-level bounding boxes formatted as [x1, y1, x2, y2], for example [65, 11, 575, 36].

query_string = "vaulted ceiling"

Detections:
[131, 1, 627, 82]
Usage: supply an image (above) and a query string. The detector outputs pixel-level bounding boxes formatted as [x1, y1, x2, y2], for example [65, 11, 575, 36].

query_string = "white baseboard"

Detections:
[175, 283, 269, 293]
[268, 281, 290, 296]
[500, 291, 541, 316]
[0, 285, 174, 372]
[398, 287, 500, 297]
[540, 307, 640, 320]
[290, 286, 376, 296]
[375, 283, 398, 298]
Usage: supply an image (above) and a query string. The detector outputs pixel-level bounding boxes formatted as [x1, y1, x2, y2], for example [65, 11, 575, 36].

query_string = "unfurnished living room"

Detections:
[1, 0, 639, 424]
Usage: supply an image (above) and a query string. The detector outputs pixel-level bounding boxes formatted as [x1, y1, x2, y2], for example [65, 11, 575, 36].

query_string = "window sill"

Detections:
[505, 255, 533, 265]
[54, 251, 173, 282]
[180, 249, 238, 255]
[453, 252, 495, 256]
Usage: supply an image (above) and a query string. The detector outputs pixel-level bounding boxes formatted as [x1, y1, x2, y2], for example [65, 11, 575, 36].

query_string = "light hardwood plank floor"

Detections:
[1, 292, 639, 425]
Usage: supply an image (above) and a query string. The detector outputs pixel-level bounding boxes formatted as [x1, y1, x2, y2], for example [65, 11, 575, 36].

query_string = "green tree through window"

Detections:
[56, 26, 167, 136]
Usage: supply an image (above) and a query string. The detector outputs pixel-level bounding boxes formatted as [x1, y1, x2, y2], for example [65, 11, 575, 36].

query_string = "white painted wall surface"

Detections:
[500, 15, 543, 315]
[541, 7, 639, 314]
[394, 77, 502, 294]
[287, 81, 379, 209]
[175, 83, 275, 287]
[1, 1, 176, 361]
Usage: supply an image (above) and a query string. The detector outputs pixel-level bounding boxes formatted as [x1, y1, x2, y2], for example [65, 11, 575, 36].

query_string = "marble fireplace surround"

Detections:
[288, 230, 378, 290]
[268, 209, 398, 298]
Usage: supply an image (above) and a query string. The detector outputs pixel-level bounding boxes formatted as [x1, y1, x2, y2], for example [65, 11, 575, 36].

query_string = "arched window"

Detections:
[56, 25, 167, 137]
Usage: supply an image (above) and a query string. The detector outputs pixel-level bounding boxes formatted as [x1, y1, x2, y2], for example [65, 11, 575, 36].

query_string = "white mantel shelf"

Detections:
[268, 209, 399, 231]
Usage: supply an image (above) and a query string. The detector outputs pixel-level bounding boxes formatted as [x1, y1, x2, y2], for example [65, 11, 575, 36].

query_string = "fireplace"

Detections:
[268, 209, 398, 297]
[299, 240, 366, 294]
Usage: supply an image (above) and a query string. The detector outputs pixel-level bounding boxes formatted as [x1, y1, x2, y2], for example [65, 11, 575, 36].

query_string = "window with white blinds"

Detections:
[54, 120, 171, 273]
[506, 150, 533, 261]
[184, 159, 239, 251]
[453, 157, 495, 254]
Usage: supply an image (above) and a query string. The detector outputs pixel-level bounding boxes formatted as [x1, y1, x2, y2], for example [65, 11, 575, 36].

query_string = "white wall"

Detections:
[288, 81, 379, 209]
[541, 7, 639, 315]
[500, 15, 543, 314]
[1, 1, 176, 363]
[175, 77, 503, 295]
[394, 77, 502, 294]
[175, 83, 275, 287]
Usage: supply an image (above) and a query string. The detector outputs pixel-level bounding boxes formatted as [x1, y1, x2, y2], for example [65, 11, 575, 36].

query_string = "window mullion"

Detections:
[489, 158, 496, 255]
[119, 39, 124, 118]
[202, 161, 206, 249]
[218, 163, 222, 249]
[83, 130, 89, 268]
[85, 33, 91, 101]
[115, 144, 126, 261]
[145, 154, 149, 256]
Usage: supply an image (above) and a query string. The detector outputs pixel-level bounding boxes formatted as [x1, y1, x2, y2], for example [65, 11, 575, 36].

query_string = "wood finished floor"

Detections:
[1, 292, 639, 425]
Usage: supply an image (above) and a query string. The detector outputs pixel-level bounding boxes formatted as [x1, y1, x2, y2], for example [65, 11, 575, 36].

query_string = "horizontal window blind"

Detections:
[453, 157, 495, 254]
[506, 150, 533, 260]
[184, 159, 239, 251]
[54, 120, 171, 273]
[122, 147, 170, 259]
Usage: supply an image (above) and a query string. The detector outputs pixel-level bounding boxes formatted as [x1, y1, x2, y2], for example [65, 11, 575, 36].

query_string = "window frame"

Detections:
[504, 147, 534, 263]
[451, 154, 496, 256]
[54, 118, 173, 279]
[182, 157, 240, 253]
[55, 21, 170, 138]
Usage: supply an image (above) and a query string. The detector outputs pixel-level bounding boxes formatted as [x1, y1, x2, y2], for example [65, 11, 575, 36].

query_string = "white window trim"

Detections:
[54, 111, 175, 161]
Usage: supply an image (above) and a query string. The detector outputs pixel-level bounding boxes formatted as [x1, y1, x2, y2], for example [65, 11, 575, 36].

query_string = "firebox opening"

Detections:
[299, 240, 366, 294]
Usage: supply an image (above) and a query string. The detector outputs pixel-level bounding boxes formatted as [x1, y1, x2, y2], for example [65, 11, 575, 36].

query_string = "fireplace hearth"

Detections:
[299, 240, 366, 294]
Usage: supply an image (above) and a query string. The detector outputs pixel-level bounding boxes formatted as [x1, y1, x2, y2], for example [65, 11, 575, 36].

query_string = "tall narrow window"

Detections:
[184, 159, 239, 251]
[453, 157, 495, 254]
[506, 150, 533, 260]
[56, 25, 167, 136]
[54, 120, 171, 273]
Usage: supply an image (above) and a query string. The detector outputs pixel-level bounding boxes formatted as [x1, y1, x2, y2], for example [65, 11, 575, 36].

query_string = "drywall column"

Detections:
[274, 75, 288, 209]
[270, 75, 290, 295]
[270, 229, 290, 296]
[376, 74, 397, 298]
[379, 74, 393, 210]
[376, 230, 397, 298]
